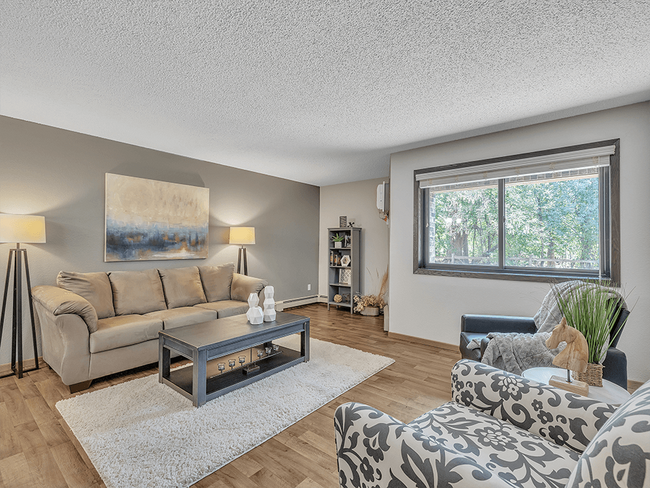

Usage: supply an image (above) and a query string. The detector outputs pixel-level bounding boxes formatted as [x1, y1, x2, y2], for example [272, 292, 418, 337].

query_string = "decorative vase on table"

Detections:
[263, 286, 276, 322]
[246, 293, 264, 325]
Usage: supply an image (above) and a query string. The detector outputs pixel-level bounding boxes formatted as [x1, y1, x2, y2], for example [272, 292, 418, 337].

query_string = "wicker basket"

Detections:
[573, 363, 604, 387]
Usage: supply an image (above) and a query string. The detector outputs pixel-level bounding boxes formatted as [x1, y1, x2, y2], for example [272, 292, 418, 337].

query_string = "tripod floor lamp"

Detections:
[0, 214, 46, 379]
[229, 226, 255, 276]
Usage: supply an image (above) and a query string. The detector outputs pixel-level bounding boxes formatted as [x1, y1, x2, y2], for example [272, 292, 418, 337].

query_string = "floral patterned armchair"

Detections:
[335, 359, 650, 487]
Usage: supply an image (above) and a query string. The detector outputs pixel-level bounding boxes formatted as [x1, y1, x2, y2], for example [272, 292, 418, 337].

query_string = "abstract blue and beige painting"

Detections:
[105, 174, 209, 262]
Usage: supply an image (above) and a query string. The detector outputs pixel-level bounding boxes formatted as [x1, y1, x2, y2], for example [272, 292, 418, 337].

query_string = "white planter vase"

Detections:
[334, 242, 342, 248]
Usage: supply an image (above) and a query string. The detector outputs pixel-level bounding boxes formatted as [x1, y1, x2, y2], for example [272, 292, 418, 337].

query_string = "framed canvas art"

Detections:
[104, 174, 209, 262]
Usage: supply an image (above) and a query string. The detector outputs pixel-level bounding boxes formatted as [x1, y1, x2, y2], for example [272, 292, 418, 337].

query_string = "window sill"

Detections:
[414, 266, 605, 283]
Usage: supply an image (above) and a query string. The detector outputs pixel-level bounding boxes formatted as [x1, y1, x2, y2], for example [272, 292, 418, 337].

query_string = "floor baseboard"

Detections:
[0, 357, 46, 377]
[387, 331, 460, 353]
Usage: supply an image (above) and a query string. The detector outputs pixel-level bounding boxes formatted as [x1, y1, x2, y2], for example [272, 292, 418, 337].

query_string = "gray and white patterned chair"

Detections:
[335, 359, 650, 487]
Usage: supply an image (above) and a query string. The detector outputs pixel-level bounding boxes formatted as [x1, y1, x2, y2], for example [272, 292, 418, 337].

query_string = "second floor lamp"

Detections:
[229, 227, 255, 275]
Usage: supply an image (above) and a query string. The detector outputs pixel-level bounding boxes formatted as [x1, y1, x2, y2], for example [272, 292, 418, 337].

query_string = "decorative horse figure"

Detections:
[546, 317, 589, 373]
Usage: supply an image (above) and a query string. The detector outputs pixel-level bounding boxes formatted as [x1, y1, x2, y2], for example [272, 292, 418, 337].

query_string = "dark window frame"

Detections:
[413, 139, 621, 284]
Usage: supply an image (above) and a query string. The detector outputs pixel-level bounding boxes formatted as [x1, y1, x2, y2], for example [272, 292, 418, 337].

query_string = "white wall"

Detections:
[319, 177, 390, 301]
[389, 102, 650, 382]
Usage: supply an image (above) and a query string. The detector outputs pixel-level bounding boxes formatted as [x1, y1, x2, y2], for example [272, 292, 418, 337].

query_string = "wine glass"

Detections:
[265, 346, 272, 355]
[272, 344, 280, 353]
[228, 359, 236, 370]
[217, 363, 226, 374]
[238, 355, 246, 367]
[257, 349, 264, 360]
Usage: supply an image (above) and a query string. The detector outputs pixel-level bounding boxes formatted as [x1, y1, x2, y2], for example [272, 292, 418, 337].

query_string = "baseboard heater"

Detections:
[276, 295, 320, 311]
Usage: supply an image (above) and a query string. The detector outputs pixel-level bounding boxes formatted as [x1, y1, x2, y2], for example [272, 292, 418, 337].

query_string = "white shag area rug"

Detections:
[56, 336, 393, 488]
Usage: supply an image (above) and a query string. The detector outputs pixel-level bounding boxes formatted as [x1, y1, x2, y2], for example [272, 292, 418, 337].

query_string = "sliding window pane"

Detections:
[428, 181, 499, 266]
[504, 171, 599, 270]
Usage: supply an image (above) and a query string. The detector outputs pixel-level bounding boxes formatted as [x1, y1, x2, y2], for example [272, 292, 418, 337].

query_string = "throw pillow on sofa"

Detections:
[108, 269, 167, 315]
[57, 271, 115, 319]
[158, 267, 207, 308]
[199, 263, 235, 302]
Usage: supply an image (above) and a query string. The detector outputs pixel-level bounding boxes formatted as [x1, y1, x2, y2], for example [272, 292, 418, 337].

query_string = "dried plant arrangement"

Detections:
[354, 268, 388, 313]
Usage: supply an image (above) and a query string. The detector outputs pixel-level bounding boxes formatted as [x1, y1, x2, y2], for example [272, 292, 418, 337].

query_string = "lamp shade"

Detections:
[0, 215, 46, 244]
[229, 226, 255, 245]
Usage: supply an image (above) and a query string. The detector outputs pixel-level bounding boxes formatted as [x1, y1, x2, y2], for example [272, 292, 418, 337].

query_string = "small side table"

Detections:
[522, 367, 631, 406]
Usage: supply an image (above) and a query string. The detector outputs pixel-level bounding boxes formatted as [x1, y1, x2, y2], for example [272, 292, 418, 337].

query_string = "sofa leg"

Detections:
[69, 380, 92, 394]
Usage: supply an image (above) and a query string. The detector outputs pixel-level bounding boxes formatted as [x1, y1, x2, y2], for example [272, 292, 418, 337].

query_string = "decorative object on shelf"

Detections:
[0, 214, 45, 379]
[344, 235, 351, 247]
[331, 233, 344, 248]
[340, 268, 352, 285]
[246, 292, 263, 324]
[347, 221, 355, 227]
[104, 173, 209, 262]
[339, 216, 347, 227]
[341, 293, 351, 303]
[354, 268, 388, 314]
[334, 294, 343, 303]
[335, 254, 341, 266]
[263, 285, 276, 322]
[554, 280, 628, 387]
[341, 255, 351, 267]
[545, 317, 590, 396]
[330, 251, 334, 265]
[230, 226, 255, 275]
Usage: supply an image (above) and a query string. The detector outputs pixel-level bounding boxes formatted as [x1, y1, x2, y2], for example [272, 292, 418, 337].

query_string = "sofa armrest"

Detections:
[32, 285, 98, 333]
[230, 273, 268, 302]
[334, 402, 508, 488]
[461, 314, 537, 334]
[602, 347, 627, 389]
[451, 359, 617, 453]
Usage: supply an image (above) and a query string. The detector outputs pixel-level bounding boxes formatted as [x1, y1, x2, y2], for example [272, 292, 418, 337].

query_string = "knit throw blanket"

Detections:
[480, 332, 565, 375]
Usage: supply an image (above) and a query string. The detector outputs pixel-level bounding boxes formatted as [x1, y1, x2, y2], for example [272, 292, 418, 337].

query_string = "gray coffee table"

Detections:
[158, 312, 310, 407]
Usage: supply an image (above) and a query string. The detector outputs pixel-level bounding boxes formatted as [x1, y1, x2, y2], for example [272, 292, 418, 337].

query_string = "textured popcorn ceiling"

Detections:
[1, 1, 650, 186]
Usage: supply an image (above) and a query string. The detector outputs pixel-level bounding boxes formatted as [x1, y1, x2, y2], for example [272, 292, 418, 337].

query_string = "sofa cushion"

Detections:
[230, 273, 267, 302]
[32, 285, 99, 333]
[566, 380, 650, 487]
[108, 269, 167, 315]
[410, 402, 580, 488]
[145, 307, 217, 330]
[194, 300, 248, 318]
[158, 267, 207, 309]
[90, 315, 163, 353]
[199, 263, 234, 302]
[57, 271, 115, 319]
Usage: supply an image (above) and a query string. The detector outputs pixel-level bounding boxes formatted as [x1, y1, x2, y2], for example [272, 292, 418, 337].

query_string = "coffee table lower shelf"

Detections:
[163, 347, 303, 403]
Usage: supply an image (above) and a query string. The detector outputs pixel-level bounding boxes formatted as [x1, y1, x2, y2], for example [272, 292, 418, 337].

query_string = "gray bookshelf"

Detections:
[327, 227, 361, 314]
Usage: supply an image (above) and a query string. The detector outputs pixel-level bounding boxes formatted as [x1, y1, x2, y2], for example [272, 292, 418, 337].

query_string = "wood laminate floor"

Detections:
[0, 304, 461, 488]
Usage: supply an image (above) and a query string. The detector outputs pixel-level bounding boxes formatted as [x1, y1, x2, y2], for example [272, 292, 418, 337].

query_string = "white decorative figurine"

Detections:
[246, 293, 264, 325]
[263, 286, 276, 322]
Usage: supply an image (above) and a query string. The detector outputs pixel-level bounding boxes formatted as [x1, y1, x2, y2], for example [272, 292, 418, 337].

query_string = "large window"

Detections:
[415, 140, 620, 282]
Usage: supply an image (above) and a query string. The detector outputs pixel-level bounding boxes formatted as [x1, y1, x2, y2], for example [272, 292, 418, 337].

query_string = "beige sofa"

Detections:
[31, 263, 267, 392]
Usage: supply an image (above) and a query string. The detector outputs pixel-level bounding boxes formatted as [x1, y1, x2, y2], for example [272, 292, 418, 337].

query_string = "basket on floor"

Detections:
[573, 363, 603, 387]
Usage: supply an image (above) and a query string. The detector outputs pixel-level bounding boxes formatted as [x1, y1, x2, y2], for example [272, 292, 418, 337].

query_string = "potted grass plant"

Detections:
[331, 233, 345, 248]
[554, 281, 627, 386]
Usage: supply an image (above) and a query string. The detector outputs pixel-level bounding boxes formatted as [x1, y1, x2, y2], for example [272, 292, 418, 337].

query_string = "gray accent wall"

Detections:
[0, 115, 320, 364]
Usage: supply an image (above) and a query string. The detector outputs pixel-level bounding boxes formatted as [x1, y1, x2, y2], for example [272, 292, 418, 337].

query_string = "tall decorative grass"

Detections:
[554, 281, 626, 364]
